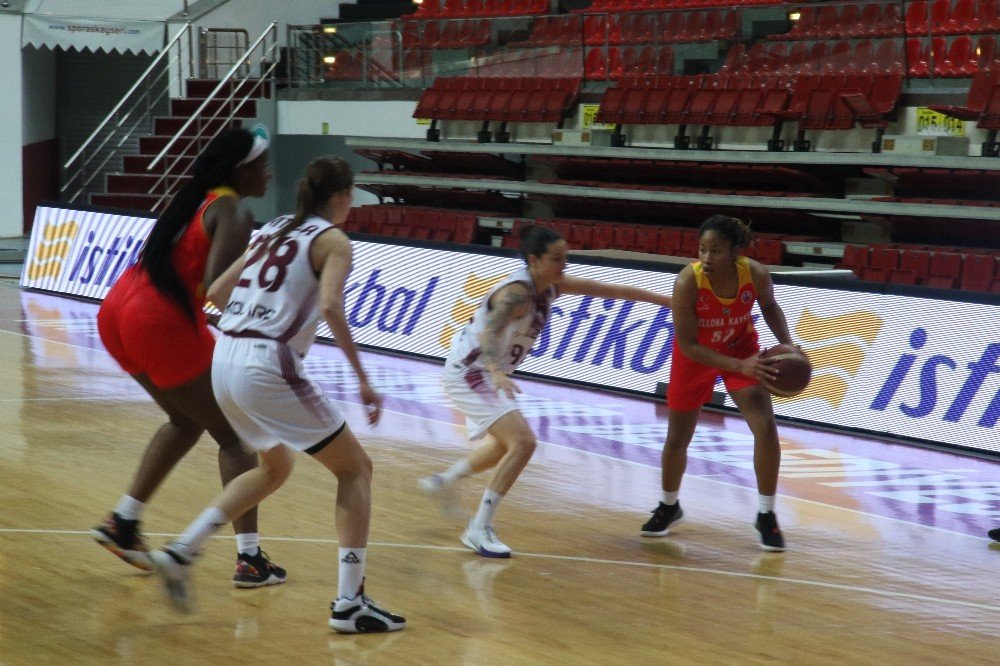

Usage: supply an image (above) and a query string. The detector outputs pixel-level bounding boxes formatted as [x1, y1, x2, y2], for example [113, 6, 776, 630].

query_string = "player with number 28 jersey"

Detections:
[218, 214, 333, 357]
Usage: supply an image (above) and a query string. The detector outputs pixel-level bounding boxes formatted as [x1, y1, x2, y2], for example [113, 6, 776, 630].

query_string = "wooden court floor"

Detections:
[1, 282, 998, 665]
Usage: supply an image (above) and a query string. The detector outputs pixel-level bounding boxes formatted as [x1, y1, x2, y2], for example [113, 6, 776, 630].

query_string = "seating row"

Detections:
[401, 19, 492, 49]
[864, 164, 1000, 201]
[345, 205, 478, 244]
[413, 76, 581, 142]
[582, 45, 673, 80]
[512, 10, 740, 48]
[838, 244, 1000, 291]
[595, 73, 902, 152]
[535, 156, 832, 194]
[504, 218, 790, 263]
[577, 0, 783, 11]
[407, 0, 548, 19]
[722, 36, 999, 78]
[775, 0, 1000, 41]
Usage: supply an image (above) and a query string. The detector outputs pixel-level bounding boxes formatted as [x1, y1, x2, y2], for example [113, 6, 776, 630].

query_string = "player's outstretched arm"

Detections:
[558, 275, 672, 309]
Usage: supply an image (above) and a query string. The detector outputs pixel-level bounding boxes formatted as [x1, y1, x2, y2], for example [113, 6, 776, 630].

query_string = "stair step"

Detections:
[153, 116, 239, 137]
[170, 97, 257, 118]
[90, 193, 158, 212]
[139, 135, 212, 157]
[185, 78, 272, 100]
[106, 173, 191, 195]
[124, 154, 195, 174]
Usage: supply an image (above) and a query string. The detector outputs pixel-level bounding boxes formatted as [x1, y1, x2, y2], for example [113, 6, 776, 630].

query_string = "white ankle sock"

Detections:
[173, 506, 228, 559]
[471, 489, 503, 529]
[337, 547, 367, 600]
[235, 533, 260, 557]
[440, 459, 472, 484]
[662, 491, 679, 506]
[758, 494, 775, 514]
[114, 495, 145, 521]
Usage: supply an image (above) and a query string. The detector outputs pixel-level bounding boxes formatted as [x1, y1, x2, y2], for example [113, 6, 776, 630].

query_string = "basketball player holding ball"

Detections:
[641, 214, 796, 551]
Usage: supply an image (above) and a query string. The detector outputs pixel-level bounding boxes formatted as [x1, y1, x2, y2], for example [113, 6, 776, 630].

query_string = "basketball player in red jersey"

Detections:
[641, 215, 793, 551]
[92, 128, 286, 586]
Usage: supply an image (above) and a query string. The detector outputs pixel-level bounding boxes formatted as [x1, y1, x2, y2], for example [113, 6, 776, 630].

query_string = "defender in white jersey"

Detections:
[421, 225, 672, 558]
[148, 157, 405, 634]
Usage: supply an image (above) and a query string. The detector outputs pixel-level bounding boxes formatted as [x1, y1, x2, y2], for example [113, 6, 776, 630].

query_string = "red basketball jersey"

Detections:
[692, 255, 758, 352]
[173, 186, 235, 307]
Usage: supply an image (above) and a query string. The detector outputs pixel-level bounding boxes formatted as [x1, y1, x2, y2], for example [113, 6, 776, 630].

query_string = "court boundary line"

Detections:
[1, 527, 997, 613]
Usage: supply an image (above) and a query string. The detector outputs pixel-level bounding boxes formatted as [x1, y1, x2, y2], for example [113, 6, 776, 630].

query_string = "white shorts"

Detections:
[442, 363, 520, 441]
[212, 335, 346, 454]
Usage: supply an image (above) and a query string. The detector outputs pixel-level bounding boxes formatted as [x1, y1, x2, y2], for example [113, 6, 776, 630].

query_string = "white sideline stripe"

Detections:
[2, 527, 998, 613]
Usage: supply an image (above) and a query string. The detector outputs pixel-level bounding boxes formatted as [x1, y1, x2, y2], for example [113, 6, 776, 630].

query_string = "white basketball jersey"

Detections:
[446, 266, 557, 374]
[218, 214, 336, 356]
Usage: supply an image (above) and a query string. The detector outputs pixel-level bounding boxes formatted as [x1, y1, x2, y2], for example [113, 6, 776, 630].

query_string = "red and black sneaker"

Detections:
[233, 550, 287, 588]
[91, 512, 153, 571]
[755, 511, 787, 552]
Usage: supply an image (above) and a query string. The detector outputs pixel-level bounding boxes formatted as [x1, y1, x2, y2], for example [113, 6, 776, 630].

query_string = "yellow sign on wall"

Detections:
[581, 103, 614, 130]
[915, 107, 965, 137]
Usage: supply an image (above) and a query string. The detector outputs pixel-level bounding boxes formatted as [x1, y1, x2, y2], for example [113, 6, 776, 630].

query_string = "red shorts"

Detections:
[666, 339, 760, 412]
[97, 268, 214, 390]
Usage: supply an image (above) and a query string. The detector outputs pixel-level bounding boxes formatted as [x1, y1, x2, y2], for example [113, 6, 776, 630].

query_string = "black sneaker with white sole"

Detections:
[755, 511, 786, 552]
[329, 582, 405, 634]
[640, 501, 684, 537]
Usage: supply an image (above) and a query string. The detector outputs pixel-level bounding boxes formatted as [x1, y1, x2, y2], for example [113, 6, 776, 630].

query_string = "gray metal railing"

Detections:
[199, 28, 250, 79]
[287, 23, 404, 88]
[147, 22, 279, 212]
[61, 22, 194, 205]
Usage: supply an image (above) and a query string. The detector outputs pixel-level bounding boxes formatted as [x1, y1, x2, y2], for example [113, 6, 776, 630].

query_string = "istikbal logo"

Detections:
[27, 220, 78, 281]
[439, 272, 506, 349]
[779, 309, 884, 406]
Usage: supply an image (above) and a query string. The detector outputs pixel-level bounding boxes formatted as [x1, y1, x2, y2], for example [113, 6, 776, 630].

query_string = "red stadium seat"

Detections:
[905, 0, 929, 35]
[896, 249, 931, 283]
[929, 251, 962, 283]
[859, 265, 890, 282]
[836, 244, 870, 273]
[960, 254, 997, 292]
[869, 245, 900, 270]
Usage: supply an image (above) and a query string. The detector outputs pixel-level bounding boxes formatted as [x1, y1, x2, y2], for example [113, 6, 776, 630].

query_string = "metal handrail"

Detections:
[147, 22, 277, 171]
[200, 28, 250, 79]
[148, 60, 277, 208]
[63, 22, 192, 170]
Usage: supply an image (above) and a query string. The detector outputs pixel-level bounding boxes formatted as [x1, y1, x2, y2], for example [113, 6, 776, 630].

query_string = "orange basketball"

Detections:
[759, 344, 812, 398]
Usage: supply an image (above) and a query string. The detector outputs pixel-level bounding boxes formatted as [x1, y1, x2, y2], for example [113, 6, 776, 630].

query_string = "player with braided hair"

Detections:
[92, 128, 286, 587]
